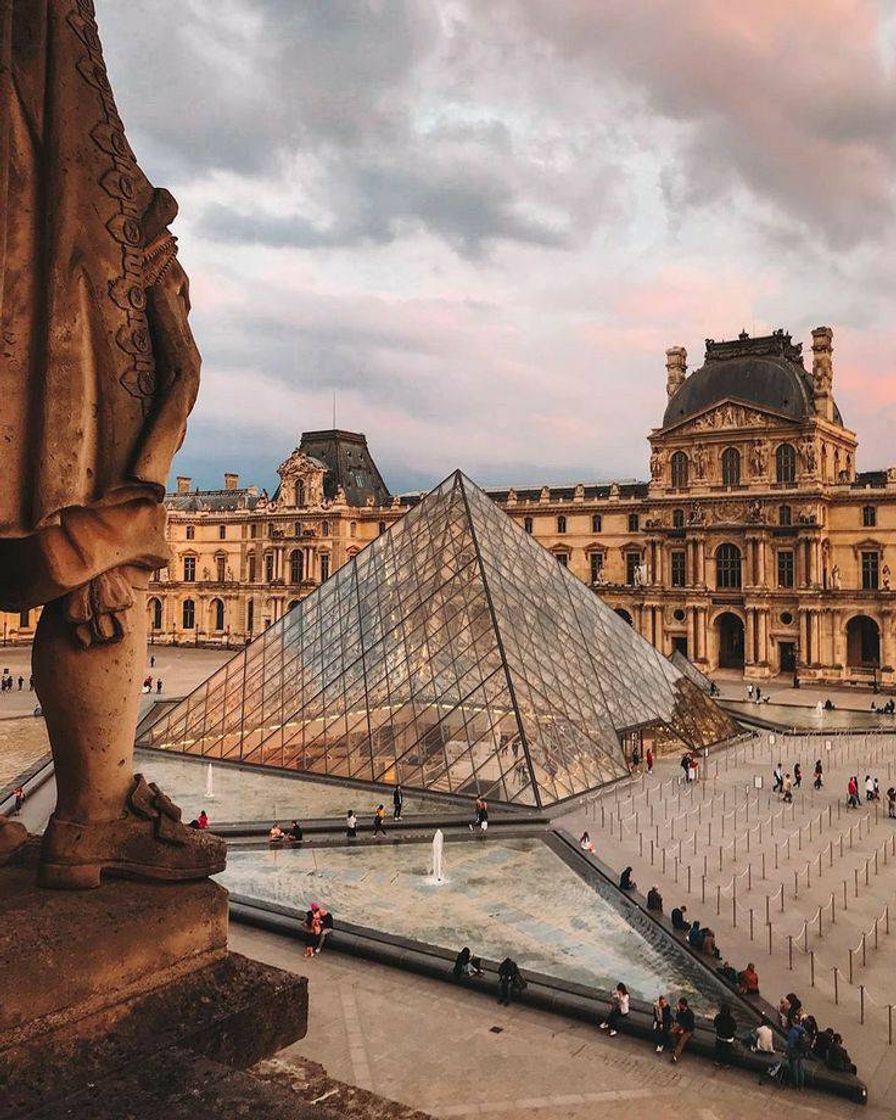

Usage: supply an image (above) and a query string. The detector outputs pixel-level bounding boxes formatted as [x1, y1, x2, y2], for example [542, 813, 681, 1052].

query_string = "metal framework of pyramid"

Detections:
[140, 472, 737, 807]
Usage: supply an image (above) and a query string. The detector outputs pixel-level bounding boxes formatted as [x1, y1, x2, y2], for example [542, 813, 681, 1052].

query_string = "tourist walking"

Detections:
[670, 998, 695, 1063]
[793, 762, 802, 789]
[392, 783, 403, 820]
[773, 763, 783, 792]
[600, 982, 629, 1037]
[782, 773, 793, 803]
[813, 759, 824, 789]
[653, 994, 672, 1052]
[865, 775, 875, 801]
[847, 776, 860, 809]
[646, 747, 654, 775]
[373, 804, 386, 836]
[887, 788, 896, 819]
[346, 810, 358, 839]
[747, 683, 754, 701]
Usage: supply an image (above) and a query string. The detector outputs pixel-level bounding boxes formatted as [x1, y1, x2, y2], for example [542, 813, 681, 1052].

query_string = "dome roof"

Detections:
[662, 330, 842, 429]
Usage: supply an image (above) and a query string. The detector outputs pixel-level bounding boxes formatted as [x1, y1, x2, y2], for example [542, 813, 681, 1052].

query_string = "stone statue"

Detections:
[0, 1, 225, 888]
[649, 449, 664, 480]
[800, 437, 817, 474]
[693, 442, 708, 480]
[749, 439, 768, 477]
[831, 564, 841, 590]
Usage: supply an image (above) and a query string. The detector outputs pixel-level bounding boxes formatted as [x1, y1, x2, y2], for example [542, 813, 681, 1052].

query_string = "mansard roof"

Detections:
[662, 329, 843, 431]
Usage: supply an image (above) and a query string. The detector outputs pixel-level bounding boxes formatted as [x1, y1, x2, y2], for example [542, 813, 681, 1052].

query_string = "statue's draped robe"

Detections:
[0, 0, 199, 610]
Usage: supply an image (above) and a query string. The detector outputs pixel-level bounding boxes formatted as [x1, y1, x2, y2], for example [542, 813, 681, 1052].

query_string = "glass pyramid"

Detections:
[140, 472, 737, 807]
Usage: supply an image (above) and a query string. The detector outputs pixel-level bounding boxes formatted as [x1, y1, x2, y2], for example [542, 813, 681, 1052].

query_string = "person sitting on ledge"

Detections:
[701, 928, 720, 959]
[619, 866, 636, 891]
[197, 809, 209, 830]
[737, 962, 760, 995]
[812, 1027, 834, 1061]
[742, 1022, 774, 1053]
[304, 902, 334, 955]
[826, 1033, 856, 1075]
[452, 946, 483, 980]
[269, 822, 285, 842]
[287, 819, 304, 842]
[671, 905, 691, 932]
[718, 960, 739, 985]
[646, 886, 663, 912]
[579, 831, 595, 853]
[687, 920, 705, 950]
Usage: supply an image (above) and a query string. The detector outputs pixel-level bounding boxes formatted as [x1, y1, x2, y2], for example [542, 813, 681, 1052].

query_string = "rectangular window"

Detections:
[320, 554, 330, 582]
[183, 555, 196, 582]
[250, 524, 258, 539]
[863, 506, 877, 528]
[625, 552, 640, 586]
[589, 552, 604, 584]
[556, 552, 569, 567]
[862, 551, 879, 590]
[628, 513, 639, 532]
[218, 524, 226, 540]
[185, 524, 195, 540]
[670, 550, 686, 588]
[592, 514, 602, 533]
[216, 555, 226, 582]
[777, 550, 794, 588]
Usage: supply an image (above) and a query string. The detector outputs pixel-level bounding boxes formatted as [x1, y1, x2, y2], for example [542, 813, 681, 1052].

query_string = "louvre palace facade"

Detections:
[5, 326, 895, 687]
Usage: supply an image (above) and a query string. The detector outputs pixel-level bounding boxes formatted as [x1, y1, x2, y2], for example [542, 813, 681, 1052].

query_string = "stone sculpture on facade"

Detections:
[693, 442, 708, 480]
[0, 0, 225, 888]
[749, 439, 768, 477]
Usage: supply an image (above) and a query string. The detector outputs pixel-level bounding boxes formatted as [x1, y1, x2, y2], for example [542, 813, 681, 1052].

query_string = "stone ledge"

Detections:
[0, 952, 308, 1119]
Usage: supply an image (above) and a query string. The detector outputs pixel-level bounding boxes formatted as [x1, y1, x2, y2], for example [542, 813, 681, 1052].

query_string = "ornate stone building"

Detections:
[5, 327, 895, 688]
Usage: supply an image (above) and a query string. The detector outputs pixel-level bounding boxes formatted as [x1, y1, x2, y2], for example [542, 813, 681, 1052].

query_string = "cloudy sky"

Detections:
[98, 0, 896, 494]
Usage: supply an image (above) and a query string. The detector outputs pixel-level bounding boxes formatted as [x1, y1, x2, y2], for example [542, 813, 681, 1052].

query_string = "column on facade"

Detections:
[757, 609, 769, 666]
[798, 611, 808, 667]
[745, 608, 755, 666]
[689, 607, 698, 660]
[807, 538, 817, 588]
[881, 610, 891, 671]
[697, 606, 707, 661]
[757, 536, 767, 587]
[696, 537, 706, 587]
[810, 610, 821, 667]
[832, 610, 845, 669]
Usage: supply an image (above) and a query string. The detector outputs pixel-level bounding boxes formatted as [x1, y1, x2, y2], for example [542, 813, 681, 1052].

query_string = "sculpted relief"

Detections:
[685, 403, 772, 433]
[276, 450, 326, 509]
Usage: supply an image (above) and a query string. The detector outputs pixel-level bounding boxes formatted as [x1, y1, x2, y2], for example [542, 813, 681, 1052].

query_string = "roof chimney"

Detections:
[224, 472, 239, 491]
[811, 326, 834, 422]
[665, 346, 687, 398]
[176, 476, 192, 494]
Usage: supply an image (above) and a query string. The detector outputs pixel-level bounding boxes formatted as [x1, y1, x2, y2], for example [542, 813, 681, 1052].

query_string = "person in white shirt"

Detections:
[600, 983, 630, 1037]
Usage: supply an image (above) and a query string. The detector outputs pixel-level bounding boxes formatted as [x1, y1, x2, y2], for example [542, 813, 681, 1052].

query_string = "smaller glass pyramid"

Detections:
[141, 472, 737, 807]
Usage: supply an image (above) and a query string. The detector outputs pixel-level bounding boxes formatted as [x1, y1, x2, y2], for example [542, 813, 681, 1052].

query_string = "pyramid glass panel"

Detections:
[140, 472, 738, 807]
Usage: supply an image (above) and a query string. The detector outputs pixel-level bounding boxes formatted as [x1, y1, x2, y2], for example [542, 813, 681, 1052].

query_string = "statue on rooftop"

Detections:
[0, 0, 225, 888]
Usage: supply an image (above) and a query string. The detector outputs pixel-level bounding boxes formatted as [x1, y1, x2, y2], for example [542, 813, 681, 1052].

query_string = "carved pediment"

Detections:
[276, 450, 327, 509]
[658, 399, 797, 438]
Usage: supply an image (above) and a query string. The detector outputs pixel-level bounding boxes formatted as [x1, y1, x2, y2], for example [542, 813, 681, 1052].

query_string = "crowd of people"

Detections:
[0, 669, 30, 693]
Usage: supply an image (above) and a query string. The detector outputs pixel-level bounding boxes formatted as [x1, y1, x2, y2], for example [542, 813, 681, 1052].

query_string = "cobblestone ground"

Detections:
[557, 730, 896, 1105]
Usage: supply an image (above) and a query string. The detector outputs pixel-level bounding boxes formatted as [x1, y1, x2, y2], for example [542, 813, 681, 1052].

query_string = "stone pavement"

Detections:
[230, 923, 871, 1120]
[557, 732, 896, 1107]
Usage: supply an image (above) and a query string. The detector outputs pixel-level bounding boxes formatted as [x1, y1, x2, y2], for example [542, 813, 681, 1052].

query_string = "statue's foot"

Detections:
[38, 774, 226, 890]
[0, 816, 29, 864]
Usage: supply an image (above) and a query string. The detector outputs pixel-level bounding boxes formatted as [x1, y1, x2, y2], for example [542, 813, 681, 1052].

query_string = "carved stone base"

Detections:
[0, 862, 308, 1118]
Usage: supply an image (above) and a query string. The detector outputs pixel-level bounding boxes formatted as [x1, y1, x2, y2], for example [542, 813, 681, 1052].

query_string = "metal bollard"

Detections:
[810, 949, 815, 987]
[849, 948, 854, 984]
[732, 896, 737, 927]
[650, 839, 655, 865]
[860, 985, 865, 1025]
[833, 966, 839, 1005]
[716, 883, 721, 915]
[749, 907, 754, 941]
[862, 932, 867, 967]
[701, 874, 706, 904]
[767, 922, 772, 955]
[687, 864, 692, 894]
[788, 935, 793, 970]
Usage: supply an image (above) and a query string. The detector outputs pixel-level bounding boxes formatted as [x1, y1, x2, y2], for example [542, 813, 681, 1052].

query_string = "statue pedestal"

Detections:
[0, 858, 308, 1118]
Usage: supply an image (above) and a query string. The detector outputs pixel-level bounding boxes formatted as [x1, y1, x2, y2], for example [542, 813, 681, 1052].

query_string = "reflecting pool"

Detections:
[133, 749, 452, 824]
[219, 836, 730, 1012]
[726, 701, 895, 732]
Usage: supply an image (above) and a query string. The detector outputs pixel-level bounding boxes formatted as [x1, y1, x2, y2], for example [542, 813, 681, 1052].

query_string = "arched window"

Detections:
[182, 599, 195, 629]
[672, 508, 685, 529]
[721, 447, 741, 486]
[776, 443, 797, 484]
[592, 514, 602, 533]
[183, 555, 196, 582]
[523, 517, 533, 534]
[350, 521, 357, 538]
[211, 598, 225, 631]
[716, 543, 742, 589]
[265, 552, 274, 582]
[778, 504, 792, 526]
[289, 549, 303, 583]
[671, 451, 688, 488]
[148, 597, 162, 630]
[294, 480, 305, 507]
[557, 515, 567, 534]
